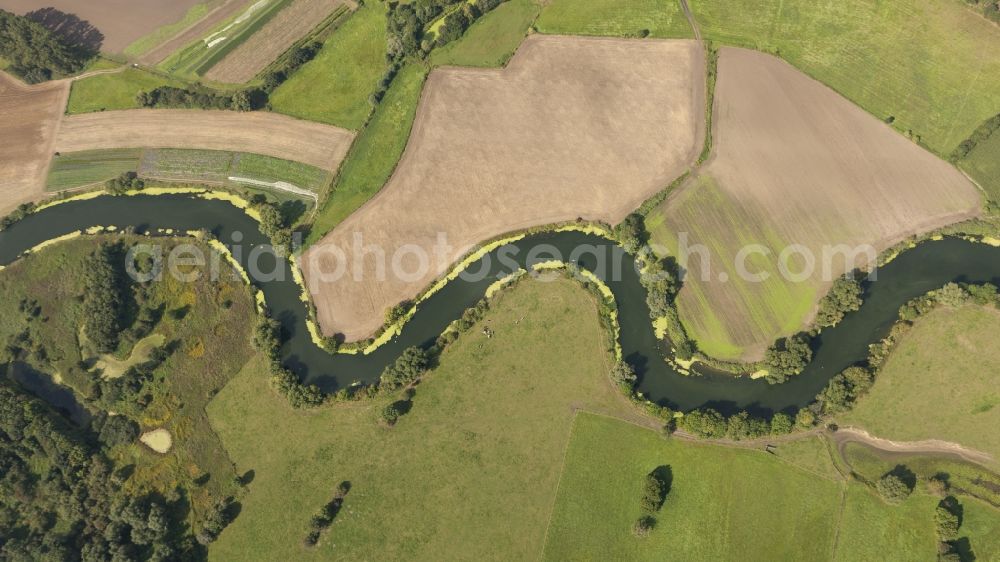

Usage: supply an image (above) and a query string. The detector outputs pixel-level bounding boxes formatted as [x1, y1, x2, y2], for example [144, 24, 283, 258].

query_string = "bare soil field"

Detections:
[0, 0, 203, 53]
[302, 35, 705, 340]
[53, 109, 354, 171]
[0, 72, 68, 215]
[204, 0, 348, 84]
[137, 0, 247, 65]
[648, 48, 982, 361]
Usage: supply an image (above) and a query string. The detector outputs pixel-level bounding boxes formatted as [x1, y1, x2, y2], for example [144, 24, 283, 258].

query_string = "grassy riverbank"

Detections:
[841, 304, 1000, 464]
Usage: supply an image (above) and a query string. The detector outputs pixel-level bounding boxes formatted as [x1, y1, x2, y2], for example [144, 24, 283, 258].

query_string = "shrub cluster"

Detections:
[260, 41, 321, 93]
[106, 171, 145, 195]
[136, 85, 267, 111]
[0, 9, 91, 82]
[633, 467, 670, 538]
[379, 346, 429, 391]
[951, 110, 1000, 161]
[762, 334, 812, 384]
[875, 472, 913, 504]
[678, 408, 793, 440]
[387, 0, 505, 62]
[304, 481, 351, 547]
[254, 316, 325, 408]
[0, 202, 35, 231]
[816, 276, 863, 327]
[251, 197, 293, 250]
[82, 243, 126, 353]
[0, 383, 199, 559]
[963, 0, 1000, 27]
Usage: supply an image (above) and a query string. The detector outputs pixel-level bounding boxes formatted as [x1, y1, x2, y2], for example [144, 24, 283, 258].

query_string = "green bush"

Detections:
[875, 472, 913, 504]
[0, 10, 91, 82]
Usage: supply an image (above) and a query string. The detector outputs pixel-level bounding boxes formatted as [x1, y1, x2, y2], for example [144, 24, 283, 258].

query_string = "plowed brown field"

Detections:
[302, 35, 705, 341]
[53, 109, 354, 171]
[0, 72, 68, 215]
[648, 48, 983, 361]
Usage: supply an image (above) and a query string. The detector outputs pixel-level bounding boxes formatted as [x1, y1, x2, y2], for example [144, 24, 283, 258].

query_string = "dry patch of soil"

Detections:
[0, 72, 68, 215]
[0, 0, 204, 53]
[653, 48, 982, 360]
[139, 428, 173, 453]
[53, 109, 354, 171]
[303, 35, 705, 340]
[205, 0, 348, 84]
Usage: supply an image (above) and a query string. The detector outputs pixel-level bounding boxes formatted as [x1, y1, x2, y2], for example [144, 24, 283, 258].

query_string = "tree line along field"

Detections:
[46, 147, 331, 194]
[0, 235, 256, 538]
[646, 47, 981, 361]
[269, 2, 386, 129]
[66, 68, 187, 114]
[840, 304, 1000, 465]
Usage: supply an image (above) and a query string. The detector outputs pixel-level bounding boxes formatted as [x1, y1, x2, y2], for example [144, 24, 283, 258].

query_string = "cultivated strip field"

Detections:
[0, 72, 68, 214]
[136, 0, 249, 65]
[648, 48, 982, 360]
[302, 35, 705, 340]
[53, 109, 355, 171]
[0, 0, 203, 53]
[204, 0, 349, 84]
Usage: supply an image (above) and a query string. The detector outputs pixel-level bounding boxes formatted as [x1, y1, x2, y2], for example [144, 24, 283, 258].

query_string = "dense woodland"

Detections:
[0, 383, 194, 560]
[0, 10, 91, 83]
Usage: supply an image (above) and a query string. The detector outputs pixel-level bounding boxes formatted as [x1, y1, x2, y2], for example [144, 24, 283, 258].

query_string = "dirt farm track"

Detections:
[53, 109, 355, 171]
[0, 72, 68, 215]
[303, 35, 706, 340]
[0, 0, 203, 53]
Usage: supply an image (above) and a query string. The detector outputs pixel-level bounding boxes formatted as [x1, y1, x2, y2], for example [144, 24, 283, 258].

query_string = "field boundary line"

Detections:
[537, 411, 582, 561]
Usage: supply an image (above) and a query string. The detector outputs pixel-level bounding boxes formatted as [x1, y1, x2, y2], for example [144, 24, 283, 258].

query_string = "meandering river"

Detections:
[2, 194, 997, 415]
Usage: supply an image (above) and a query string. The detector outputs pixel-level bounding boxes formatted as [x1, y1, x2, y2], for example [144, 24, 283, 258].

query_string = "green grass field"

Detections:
[46, 149, 143, 191]
[124, 1, 214, 57]
[960, 130, 1000, 204]
[645, 175, 817, 360]
[841, 304, 1000, 463]
[270, 4, 387, 129]
[542, 414, 992, 560]
[232, 152, 330, 191]
[543, 414, 842, 560]
[207, 278, 644, 559]
[430, 0, 541, 68]
[689, 0, 1000, 156]
[842, 442, 1000, 506]
[535, 0, 693, 39]
[67, 68, 186, 114]
[305, 63, 428, 245]
[0, 236, 255, 528]
[834, 483, 940, 561]
[159, 0, 293, 79]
